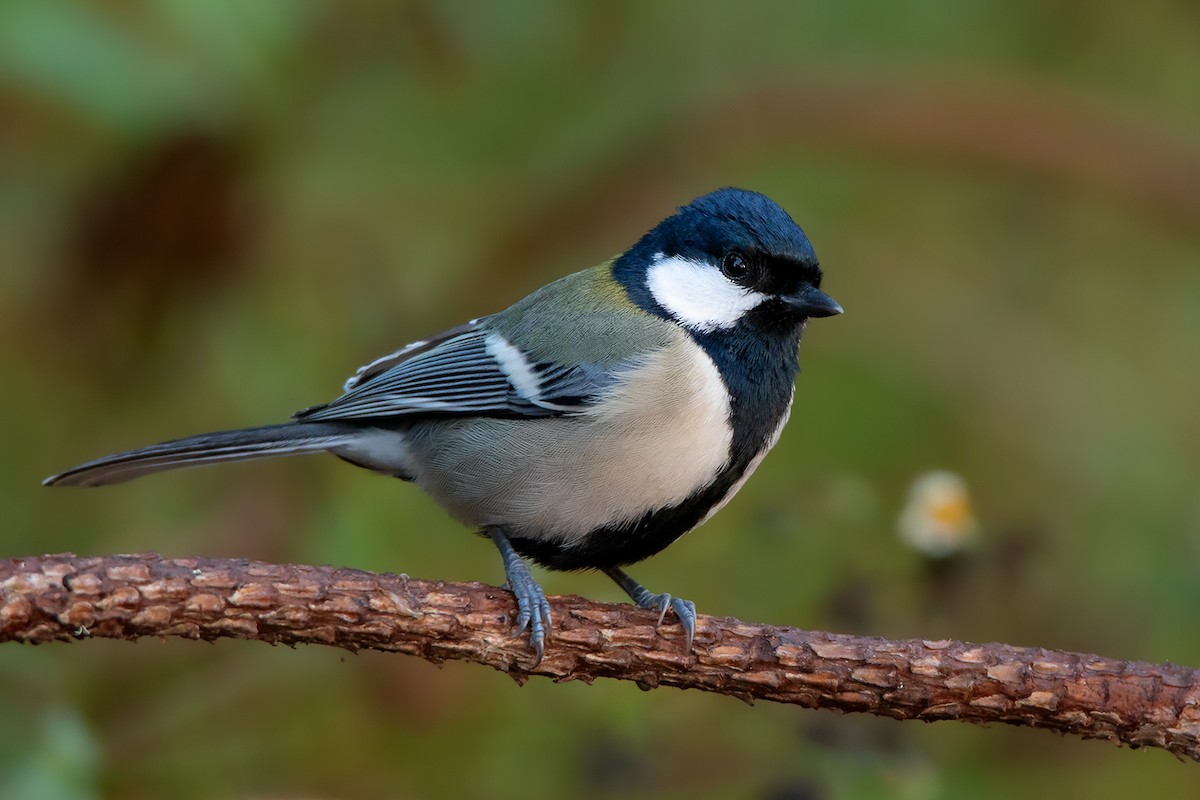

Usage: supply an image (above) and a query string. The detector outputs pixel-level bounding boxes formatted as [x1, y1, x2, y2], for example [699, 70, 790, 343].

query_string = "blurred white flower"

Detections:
[898, 470, 978, 558]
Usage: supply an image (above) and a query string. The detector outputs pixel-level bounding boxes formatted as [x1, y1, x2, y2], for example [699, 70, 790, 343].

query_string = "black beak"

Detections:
[783, 284, 843, 318]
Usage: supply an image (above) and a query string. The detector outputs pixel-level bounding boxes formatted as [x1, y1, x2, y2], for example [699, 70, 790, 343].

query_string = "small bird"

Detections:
[44, 188, 841, 663]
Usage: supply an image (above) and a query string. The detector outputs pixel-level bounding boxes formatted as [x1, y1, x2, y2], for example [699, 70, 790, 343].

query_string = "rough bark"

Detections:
[3, 553, 1199, 761]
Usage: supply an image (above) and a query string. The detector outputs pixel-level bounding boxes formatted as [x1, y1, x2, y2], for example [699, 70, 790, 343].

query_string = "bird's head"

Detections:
[615, 188, 842, 337]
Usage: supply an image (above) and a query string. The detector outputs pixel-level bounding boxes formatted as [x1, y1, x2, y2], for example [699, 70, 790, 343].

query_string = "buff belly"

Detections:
[385, 338, 733, 545]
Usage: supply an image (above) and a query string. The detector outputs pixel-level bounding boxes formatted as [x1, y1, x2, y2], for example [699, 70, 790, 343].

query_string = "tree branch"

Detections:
[3, 553, 1198, 760]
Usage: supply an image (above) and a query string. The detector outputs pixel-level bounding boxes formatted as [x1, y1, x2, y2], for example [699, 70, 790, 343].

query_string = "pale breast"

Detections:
[403, 336, 733, 542]
[693, 389, 793, 530]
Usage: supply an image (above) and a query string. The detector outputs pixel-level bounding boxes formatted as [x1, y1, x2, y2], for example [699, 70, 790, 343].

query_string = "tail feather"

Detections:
[43, 422, 362, 488]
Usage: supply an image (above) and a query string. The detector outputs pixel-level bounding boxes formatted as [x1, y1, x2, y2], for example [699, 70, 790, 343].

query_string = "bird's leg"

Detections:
[487, 526, 552, 665]
[602, 567, 696, 651]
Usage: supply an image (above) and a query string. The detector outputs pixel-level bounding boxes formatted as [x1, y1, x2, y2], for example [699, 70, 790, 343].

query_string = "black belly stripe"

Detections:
[507, 317, 804, 571]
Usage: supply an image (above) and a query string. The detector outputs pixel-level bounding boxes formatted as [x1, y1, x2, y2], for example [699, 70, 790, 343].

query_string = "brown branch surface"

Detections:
[4, 553, 1199, 760]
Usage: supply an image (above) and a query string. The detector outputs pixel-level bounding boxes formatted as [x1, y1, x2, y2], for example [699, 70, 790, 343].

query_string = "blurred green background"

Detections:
[3, 2, 1199, 798]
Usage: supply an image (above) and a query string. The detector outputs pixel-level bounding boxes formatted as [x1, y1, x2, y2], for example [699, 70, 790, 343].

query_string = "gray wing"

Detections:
[295, 319, 614, 422]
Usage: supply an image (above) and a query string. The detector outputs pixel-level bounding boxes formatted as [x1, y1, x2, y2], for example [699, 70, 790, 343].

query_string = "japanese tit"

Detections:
[44, 187, 842, 664]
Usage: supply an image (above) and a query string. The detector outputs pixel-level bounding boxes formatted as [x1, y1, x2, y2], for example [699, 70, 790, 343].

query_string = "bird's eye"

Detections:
[720, 252, 750, 280]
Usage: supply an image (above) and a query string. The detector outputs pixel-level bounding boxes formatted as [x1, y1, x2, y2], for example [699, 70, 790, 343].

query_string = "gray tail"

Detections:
[43, 422, 362, 488]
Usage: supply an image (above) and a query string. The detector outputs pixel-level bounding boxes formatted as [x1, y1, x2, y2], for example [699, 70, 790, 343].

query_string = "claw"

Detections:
[507, 575, 552, 664]
[603, 567, 697, 653]
[489, 527, 551, 666]
[652, 593, 671, 626]
[670, 596, 697, 651]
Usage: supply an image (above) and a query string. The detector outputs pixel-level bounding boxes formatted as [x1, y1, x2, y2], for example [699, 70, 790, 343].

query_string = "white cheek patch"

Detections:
[646, 253, 768, 333]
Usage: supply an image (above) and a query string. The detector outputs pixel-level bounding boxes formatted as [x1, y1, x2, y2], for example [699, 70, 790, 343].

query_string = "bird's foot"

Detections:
[603, 567, 696, 651]
[488, 527, 552, 665]
[636, 591, 697, 652]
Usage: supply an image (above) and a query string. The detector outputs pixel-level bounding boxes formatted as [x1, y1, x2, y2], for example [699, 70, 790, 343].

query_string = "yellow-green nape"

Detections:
[487, 260, 675, 364]
[591, 259, 637, 307]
